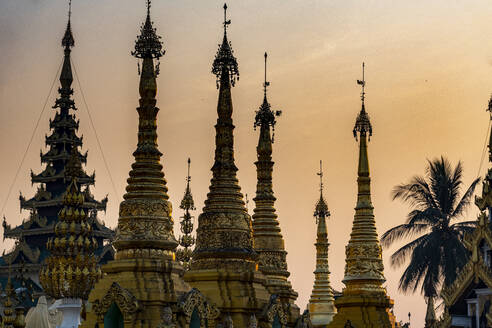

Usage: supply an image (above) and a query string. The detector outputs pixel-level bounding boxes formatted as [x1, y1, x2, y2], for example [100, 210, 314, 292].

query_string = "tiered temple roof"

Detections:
[0, 4, 114, 290]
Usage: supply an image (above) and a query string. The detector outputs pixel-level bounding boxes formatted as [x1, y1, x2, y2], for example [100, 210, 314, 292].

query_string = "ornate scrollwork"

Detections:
[92, 282, 140, 323]
[344, 243, 385, 280]
[119, 199, 170, 218]
[178, 288, 220, 327]
[260, 295, 288, 326]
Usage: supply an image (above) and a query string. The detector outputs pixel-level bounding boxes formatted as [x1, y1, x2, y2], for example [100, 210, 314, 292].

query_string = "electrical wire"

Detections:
[1, 60, 63, 217]
[71, 59, 120, 201]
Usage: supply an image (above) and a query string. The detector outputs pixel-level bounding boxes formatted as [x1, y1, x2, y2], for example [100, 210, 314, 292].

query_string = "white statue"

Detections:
[25, 296, 62, 328]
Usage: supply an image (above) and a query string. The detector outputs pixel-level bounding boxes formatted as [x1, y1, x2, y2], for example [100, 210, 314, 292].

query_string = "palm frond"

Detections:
[451, 177, 480, 219]
[381, 223, 430, 248]
[389, 233, 429, 268]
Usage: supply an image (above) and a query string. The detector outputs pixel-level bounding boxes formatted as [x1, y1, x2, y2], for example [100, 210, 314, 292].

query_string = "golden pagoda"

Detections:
[81, 2, 191, 326]
[436, 95, 492, 328]
[184, 5, 290, 327]
[39, 148, 100, 301]
[308, 161, 336, 327]
[327, 63, 398, 328]
[252, 53, 299, 316]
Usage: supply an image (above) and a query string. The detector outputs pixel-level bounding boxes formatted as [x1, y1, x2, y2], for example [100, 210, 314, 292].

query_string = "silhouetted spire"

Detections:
[191, 3, 255, 272]
[252, 52, 296, 304]
[314, 161, 329, 219]
[211, 3, 239, 88]
[113, 0, 178, 259]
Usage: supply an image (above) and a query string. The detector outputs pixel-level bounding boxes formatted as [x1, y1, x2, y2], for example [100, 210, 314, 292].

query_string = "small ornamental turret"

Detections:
[3, 271, 16, 328]
[252, 53, 298, 308]
[40, 148, 100, 300]
[176, 158, 196, 269]
[327, 63, 397, 328]
[308, 161, 336, 327]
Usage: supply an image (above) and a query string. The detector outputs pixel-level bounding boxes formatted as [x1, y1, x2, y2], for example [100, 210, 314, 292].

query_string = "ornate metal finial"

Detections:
[254, 52, 282, 141]
[318, 160, 324, 195]
[263, 52, 270, 97]
[223, 3, 231, 34]
[314, 160, 329, 219]
[212, 3, 239, 88]
[353, 62, 372, 140]
[61, 0, 75, 49]
[357, 62, 366, 104]
[132, 0, 165, 60]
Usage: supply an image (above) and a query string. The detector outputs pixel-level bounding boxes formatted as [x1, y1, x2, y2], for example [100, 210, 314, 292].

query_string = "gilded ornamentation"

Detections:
[157, 306, 176, 328]
[118, 200, 171, 218]
[92, 282, 140, 323]
[178, 289, 220, 327]
[40, 173, 100, 300]
[260, 295, 288, 326]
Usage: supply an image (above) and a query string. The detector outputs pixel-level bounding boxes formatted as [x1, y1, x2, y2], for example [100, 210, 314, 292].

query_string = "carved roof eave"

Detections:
[20, 196, 103, 211]
[96, 244, 115, 260]
[441, 258, 492, 307]
[463, 218, 492, 251]
[49, 116, 79, 130]
[31, 170, 94, 185]
[45, 134, 83, 147]
[40, 150, 88, 165]
[2, 242, 41, 264]
[4, 223, 113, 240]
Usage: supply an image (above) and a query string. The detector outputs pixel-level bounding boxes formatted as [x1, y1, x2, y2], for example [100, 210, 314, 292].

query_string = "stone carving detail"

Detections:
[178, 288, 220, 327]
[117, 218, 173, 240]
[157, 306, 176, 328]
[258, 251, 288, 271]
[260, 295, 288, 326]
[119, 199, 170, 218]
[92, 282, 140, 323]
[344, 243, 385, 279]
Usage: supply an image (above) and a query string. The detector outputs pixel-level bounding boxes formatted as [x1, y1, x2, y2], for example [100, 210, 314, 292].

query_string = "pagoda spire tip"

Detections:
[61, 0, 74, 49]
[212, 3, 238, 88]
[353, 62, 372, 140]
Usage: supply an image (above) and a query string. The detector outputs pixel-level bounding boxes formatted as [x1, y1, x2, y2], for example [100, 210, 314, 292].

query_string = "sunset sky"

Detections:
[2, 1, 492, 326]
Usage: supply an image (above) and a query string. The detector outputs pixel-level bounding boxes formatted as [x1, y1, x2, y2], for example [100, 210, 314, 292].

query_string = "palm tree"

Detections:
[381, 156, 480, 298]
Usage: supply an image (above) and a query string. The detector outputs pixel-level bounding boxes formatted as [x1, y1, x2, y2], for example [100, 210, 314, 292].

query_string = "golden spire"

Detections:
[113, 0, 178, 260]
[40, 172, 100, 300]
[327, 63, 396, 328]
[191, 3, 256, 271]
[252, 53, 296, 302]
[176, 158, 196, 269]
[343, 62, 384, 290]
[308, 161, 336, 326]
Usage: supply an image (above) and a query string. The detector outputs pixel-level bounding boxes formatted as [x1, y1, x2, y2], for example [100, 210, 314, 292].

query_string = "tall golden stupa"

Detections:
[81, 2, 190, 326]
[327, 64, 398, 328]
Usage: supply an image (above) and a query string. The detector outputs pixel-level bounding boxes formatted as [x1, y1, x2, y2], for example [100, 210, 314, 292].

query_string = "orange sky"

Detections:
[2, 1, 492, 326]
